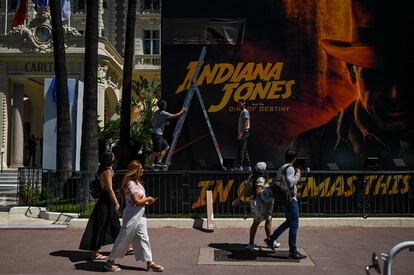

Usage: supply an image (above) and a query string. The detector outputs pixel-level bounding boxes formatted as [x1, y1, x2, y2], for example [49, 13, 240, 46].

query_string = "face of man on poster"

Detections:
[334, 1, 414, 147]
[288, 0, 414, 169]
[355, 68, 412, 134]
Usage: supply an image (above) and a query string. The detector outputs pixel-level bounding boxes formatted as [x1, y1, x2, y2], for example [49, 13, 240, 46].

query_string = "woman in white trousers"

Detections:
[104, 160, 164, 272]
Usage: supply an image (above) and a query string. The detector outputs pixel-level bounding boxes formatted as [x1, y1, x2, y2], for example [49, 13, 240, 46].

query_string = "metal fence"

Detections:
[17, 168, 414, 217]
[17, 168, 94, 215]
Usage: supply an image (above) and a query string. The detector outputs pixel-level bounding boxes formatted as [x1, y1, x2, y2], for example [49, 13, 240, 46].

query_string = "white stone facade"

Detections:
[0, 0, 161, 169]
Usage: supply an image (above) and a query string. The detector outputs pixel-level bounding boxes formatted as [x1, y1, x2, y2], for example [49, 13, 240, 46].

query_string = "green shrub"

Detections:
[19, 182, 41, 205]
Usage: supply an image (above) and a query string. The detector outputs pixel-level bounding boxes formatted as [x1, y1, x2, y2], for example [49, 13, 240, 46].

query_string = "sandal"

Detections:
[147, 262, 164, 272]
[104, 261, 121, 272]
[91, 253, 108, 260]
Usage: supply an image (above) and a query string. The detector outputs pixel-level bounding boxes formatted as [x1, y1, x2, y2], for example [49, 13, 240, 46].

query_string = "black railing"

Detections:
[17, 168, 414, 217]
[17, 168, 94, 215]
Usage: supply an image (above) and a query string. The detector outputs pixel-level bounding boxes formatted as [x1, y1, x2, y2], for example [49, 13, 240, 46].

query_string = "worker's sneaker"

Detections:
[274, 241, 281, 248]
[264, 237, 275, 251]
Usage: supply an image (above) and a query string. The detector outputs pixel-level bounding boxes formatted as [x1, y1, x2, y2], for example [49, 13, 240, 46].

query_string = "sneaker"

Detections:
[263, 237, 275, 251]
[246, 243, 260, 251]
[244, 166, 252, 172]
[274, 241, 281, 248]
[289, 252, 307, 260]
[231, 166, 243, 171]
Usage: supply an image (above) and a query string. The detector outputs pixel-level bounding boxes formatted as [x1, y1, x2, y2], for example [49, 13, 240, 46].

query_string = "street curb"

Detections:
[8, 206, 78, 220]
[9, 206, 47, 217]
[8, 207, 414, 229]
[69, 217, 414, 229]
[39, 211, 79, 221]
[0, 224, 68, 229]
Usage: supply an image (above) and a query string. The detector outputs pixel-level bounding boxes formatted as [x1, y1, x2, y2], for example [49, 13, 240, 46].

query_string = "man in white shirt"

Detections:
[233, 99, 251, 171]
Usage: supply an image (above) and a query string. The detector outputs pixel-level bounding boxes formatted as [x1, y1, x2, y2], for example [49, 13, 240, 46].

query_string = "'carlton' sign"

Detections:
[25, 62, 54, 73]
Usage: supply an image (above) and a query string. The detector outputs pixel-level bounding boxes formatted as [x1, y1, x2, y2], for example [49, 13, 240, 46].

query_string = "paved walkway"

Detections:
[0, 212, 67, 228]
[0, 225, 413, 274]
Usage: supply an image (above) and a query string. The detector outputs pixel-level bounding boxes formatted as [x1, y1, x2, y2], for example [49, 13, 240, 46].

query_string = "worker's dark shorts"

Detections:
[151, 133, 168, 152]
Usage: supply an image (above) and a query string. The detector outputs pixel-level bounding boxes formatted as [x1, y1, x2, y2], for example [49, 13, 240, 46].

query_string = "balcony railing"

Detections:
[135, 54, 161, 68]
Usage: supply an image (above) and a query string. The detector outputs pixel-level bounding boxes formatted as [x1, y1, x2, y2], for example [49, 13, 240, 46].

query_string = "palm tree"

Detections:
[118, 0, 138, 169]
[49, 0, 72, 184]
[80, 0, 99, 174]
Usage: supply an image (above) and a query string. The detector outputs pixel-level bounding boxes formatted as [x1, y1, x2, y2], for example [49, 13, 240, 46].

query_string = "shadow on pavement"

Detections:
[209, 243, 294, 261]
[50, 250, 101, 262]
[50, 250, 108, 272]
[50, 250, 147, 272]
[73, 262, 147, 272]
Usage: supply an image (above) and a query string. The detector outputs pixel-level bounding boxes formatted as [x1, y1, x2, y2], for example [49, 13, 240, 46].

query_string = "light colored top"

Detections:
[152, 110, 172, 135]
[124, 180, 145, 207]
[278, 163, 301, 201]
[238, 108, 250, 135]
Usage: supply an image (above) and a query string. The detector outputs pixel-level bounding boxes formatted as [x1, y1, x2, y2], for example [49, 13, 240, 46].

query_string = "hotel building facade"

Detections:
[0, 0, 161, 168]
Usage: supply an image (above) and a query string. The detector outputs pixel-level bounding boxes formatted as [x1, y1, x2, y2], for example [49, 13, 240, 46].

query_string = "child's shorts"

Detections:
[250, 198, 274, 222]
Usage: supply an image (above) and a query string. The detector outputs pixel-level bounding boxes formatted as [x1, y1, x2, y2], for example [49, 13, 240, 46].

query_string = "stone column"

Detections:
[10, 81, 24, 167]
[97, 84, 106, 127]
[98, 0, 104, 37]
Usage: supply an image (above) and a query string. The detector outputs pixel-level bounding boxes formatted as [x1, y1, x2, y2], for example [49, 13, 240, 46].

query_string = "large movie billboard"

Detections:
[161, 0, 414, 170]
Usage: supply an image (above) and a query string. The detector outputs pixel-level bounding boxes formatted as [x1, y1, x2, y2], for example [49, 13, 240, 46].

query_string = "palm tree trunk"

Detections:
[118, 0, 137, 169]
[49, 0, 72, 188]
[80, 0, 99, 174]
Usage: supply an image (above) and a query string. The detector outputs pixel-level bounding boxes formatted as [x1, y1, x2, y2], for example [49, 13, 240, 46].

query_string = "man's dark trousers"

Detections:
[269, 200, 299, 255]
[27, 150, 36, 167]
[235, 131, 250, 168]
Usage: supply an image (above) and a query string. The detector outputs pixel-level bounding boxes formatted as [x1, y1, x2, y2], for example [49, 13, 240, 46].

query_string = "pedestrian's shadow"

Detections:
[208, 243, 292, 261]
[50, 250, 146, 272]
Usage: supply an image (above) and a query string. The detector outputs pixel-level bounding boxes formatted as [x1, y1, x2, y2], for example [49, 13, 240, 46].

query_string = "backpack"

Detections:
[89, 175, 101, 199]
[270, 165, 294, 206]
[248, 171, 267, 197]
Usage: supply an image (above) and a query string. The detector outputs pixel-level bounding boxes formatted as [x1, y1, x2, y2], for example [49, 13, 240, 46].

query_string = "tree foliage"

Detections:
[98, 76, 160, 166]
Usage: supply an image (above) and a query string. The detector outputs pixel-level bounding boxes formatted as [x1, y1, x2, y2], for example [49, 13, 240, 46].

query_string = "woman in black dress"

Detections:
[79, 151, 121, 260]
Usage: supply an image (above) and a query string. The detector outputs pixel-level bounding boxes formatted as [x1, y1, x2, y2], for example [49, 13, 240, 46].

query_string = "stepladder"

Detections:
[164, 46, 224, 170]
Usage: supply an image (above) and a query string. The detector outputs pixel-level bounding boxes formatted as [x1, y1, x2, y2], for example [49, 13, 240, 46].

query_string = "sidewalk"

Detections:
[0, 211, 68, 229]
[0, 226, 413, 274]
[1, 208, 413, 274]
